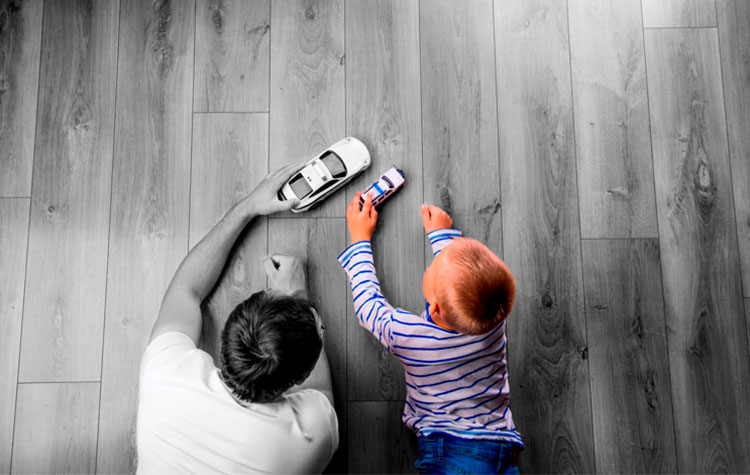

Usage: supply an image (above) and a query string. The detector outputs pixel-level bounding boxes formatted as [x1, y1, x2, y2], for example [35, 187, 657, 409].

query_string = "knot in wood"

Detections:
[209, 0, 224, 34]
[304, 4, 316, 20]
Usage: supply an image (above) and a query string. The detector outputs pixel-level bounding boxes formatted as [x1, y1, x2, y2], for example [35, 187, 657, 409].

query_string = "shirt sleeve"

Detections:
[287, 389, 340, 460]
[140, 331, 197, 385]
[427, 228, 463, 256]
[337, 241, 395, 349]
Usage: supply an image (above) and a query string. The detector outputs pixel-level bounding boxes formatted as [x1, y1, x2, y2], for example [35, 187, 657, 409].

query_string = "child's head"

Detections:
[423, 238, 516, 335]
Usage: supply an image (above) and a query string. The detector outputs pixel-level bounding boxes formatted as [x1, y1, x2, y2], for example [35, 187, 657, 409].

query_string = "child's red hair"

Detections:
[436, 238, 516, 335]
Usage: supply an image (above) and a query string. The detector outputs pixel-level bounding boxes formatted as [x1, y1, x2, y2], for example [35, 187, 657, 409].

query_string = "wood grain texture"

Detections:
[345, 0, 421, 402]
[194, 0, 270, 112]
[494, 1, 595, 472]
[189, 113, 268, 358]
[347, 401, 418, 474]
[644, 28, 750, 473]
[269, 0, 345, 217]
[568, 0, 657, 239]
[718, 1, 750, 297]
[421, 0, 501, 251]
[97, 1, 195, 472]
[641, 0, 717, 27]
[0, 199, 29, 473]
[11, 382, 99, 474]
[0, 0, 42, 197]
[268, 217, 347, 473]
[581, 239, 677, 473]
[18, 0, 118, 382]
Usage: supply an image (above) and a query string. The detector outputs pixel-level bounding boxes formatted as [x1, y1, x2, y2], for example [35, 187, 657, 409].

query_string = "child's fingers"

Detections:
[420, 204, 430, 223]
[362, 192, 373, 214]
[349, 193, 362, 214]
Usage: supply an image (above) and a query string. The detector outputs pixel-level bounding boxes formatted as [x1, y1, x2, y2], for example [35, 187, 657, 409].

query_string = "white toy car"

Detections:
[278, 137, 371, 213]
[360, 167, 406, 207]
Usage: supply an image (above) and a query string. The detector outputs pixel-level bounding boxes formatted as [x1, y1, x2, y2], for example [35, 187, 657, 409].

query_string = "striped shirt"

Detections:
[338, 229, 523, 446]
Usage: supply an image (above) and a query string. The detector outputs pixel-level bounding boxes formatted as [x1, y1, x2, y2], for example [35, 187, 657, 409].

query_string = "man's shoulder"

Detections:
[140, 331, 214, 385]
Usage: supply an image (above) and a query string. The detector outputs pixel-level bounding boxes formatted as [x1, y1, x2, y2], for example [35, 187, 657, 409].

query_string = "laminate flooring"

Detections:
[1, 0, 748, 473]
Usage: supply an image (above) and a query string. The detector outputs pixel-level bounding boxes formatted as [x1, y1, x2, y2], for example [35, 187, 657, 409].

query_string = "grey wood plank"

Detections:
[345, 0, 421, 402]
[269, 0, 345, 217]
[421, 0, 501, 251]
[568, 0, 657, 239]
[718, 1, 750, 297]
[0, 0, 42, 197]
[268, 217, 347, 473]
[189, 113, 268, 359]
[347, 401, 418, 474]
[11, 382, 99, 474]
[18, 0, 118, 382]
[494, 1, 595, 472]
[0, 198, 29, 473]
[194, 0, 270, 112]
[581, 239, 677, 473]
[97, 1, 195, 472]
[644, 27, 750, 472]
[642, 0, 717, 27]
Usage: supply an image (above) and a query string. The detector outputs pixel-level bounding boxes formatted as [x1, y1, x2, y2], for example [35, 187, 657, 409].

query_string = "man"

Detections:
[136, 163, 338, 474]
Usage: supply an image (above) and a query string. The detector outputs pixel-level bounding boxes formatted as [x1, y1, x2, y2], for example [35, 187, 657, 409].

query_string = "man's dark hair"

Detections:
[220, 290, 322, 403]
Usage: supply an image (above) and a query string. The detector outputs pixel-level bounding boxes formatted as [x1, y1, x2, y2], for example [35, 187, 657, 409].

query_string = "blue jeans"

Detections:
[415, 433, 520, 474]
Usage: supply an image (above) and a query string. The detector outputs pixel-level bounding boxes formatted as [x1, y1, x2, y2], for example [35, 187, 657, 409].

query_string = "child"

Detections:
[339, 192, 522, 474]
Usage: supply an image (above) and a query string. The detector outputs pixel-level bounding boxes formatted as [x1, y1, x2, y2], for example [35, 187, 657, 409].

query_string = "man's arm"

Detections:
[150, 163, 303, 344]
[264, 255, 335, 405]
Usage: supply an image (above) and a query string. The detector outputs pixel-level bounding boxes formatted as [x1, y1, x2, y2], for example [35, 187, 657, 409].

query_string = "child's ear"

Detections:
[430, 301, 441, 317]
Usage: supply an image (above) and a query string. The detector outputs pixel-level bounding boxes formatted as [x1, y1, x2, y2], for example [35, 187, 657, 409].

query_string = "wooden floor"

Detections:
[1, 0, 749, 473]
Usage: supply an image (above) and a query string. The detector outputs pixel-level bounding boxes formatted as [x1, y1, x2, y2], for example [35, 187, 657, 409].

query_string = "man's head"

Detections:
[220, 290, 322, 403]
[423, 237, 516, 335]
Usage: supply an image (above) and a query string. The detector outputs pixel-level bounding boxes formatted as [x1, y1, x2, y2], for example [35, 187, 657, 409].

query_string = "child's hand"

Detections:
[347, 192, 378, 243]
[421, 204, 453, 234]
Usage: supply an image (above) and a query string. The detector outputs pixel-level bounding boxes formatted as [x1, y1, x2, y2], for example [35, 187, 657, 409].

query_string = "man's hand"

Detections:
[244, 162, 305, 216]
[263, 254, 307, 296]
[421, 204, 453, 234]
[346, 192, 378, 244]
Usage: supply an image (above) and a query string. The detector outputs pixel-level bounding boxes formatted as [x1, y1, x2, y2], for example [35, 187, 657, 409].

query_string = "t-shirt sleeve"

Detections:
[140, 331, 198, 385]
[288, 389, 340, 461]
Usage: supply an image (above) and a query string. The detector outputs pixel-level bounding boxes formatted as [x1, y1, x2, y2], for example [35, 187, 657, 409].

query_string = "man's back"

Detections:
[137, 332, 338, 474]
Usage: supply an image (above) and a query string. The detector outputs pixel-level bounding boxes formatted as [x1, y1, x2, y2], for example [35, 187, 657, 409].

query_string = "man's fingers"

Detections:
[262, 256, 278, 274]
[272, 161, 305, 184]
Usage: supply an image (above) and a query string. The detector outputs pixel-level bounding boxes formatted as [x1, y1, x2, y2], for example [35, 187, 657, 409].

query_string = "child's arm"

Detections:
[340, 193, 395, 347]
[421, 204, 462, 256]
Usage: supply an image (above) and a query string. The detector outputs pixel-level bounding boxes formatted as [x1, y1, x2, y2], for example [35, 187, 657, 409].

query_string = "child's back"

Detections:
[340, 196, 522, 473]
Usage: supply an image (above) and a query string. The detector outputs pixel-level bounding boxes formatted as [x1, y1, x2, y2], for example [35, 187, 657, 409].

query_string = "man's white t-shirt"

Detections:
[136, 332, 339, 474]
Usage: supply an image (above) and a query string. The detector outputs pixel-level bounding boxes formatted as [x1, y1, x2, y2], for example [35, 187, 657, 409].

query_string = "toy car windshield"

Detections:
[288, 173, 313, 199]
[320, 151, 347, 178]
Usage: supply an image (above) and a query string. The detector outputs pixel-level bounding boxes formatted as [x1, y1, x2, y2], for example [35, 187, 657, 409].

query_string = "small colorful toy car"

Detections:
[360, 167, 406, 207]
[278, 137, 371, 213]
